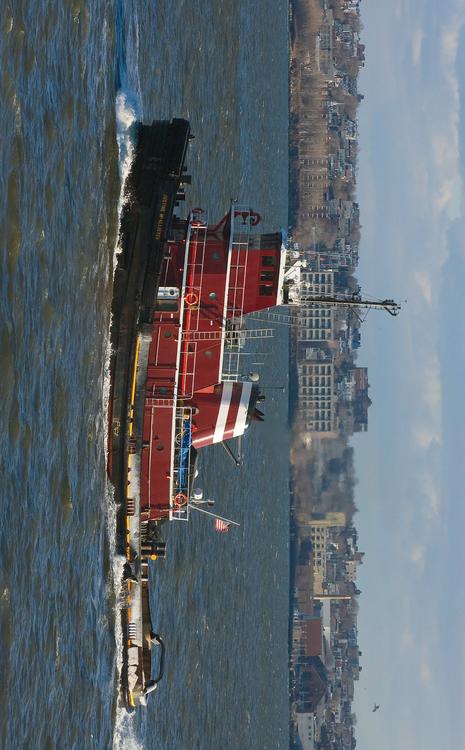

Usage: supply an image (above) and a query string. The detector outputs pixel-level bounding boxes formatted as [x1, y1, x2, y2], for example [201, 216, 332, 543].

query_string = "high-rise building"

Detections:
[297, 361, 338, 436]
[296, 270, 339, 437]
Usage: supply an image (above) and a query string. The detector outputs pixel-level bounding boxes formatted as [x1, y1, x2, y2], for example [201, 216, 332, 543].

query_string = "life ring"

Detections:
[174, 493, 187, 508]
[191, 209, 204, 228]
[185, 292, 198, 306]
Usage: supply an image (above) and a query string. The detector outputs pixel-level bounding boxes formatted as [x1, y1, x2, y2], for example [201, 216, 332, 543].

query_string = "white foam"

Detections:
[113, 712, 144, 750]
[109, 86, 145, 750]
[106, 481, 142, 749]
[116, 92, 138, 182]
[102, 88, 140, 457]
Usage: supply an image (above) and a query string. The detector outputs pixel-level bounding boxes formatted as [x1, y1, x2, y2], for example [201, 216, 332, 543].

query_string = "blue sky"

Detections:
[352, 0, 465, 747]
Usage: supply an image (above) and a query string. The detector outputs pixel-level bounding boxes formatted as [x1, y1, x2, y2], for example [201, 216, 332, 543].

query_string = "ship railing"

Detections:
[145, 397, 175, 408]
[227, 230, 250, 324]
[222, 324, 274, 381]
[178, 340, 198, 400]
[182, 215, 208, 333]
[171, 407, 194, 521]
[222, 319, 246, 381]
[221, 213, 252, 380]
[227, 204, 261, 323]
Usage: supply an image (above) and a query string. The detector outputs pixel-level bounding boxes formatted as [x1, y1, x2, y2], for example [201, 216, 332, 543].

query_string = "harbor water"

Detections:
[0, 2, 290, 748]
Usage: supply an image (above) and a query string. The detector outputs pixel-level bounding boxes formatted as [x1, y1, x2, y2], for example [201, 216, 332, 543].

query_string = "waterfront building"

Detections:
[297, 360, 338, 436]
[306, 513, 346, 595]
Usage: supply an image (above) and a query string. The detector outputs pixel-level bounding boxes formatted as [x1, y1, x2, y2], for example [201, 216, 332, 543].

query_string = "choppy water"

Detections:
[0, 2, 289, 748]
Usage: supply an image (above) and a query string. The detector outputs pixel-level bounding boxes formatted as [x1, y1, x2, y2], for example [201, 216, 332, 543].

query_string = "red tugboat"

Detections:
[109, 120, 400, 708]
[109, 119, 302, 709]
[134, 204, 288, 519]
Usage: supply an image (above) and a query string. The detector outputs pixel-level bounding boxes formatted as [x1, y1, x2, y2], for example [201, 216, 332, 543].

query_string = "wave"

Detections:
[109, 87, 144, 750]
[113, 712, 144, 750]
[114, 91, 139, 261]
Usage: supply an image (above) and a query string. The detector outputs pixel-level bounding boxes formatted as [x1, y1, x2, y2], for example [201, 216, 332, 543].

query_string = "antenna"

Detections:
[299, 293, 401, 316]
[281, 253, 401, 316]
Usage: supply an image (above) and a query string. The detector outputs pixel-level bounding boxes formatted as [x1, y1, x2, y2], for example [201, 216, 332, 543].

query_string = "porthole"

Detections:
[209, 292, 217, 300]
[163, 330, 172, 338]
[204, 350, 213, 358]
[211, 252, 220, 261]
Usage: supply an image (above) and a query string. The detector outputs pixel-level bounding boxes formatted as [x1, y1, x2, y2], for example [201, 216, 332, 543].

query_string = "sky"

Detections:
[352, 0, 465, 747]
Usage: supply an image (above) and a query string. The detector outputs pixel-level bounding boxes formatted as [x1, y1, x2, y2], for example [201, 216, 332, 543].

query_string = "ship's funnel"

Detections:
[191, 382, 260, 449]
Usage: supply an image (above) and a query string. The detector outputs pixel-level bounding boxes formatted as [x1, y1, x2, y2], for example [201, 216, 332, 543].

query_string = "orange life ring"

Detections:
[174, 493, 187, 508]
[185, 292, 198, 306]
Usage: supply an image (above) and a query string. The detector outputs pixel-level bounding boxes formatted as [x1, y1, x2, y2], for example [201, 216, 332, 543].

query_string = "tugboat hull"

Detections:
[108, 118, 191, 708]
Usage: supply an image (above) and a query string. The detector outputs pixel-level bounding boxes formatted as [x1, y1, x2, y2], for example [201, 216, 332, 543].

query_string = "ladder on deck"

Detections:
[182, 328, 274, 341]
[251, 310, 298, 326]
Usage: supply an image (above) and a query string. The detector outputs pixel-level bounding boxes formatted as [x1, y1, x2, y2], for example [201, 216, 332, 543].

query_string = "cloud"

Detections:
[430, 129, 461, 216]
[413, 269, 433, 306]
[428, 15, 465, 216]
[420, 473, 441, 519]
[413, 427, 441, 450]
[419, 656, 433, 686]
[441, 24, 460, 64]
[400, 627, 415, 648]
[420, 355, 442, 413]
[412, 29, 425, 65]
[410, 544, 426, 567]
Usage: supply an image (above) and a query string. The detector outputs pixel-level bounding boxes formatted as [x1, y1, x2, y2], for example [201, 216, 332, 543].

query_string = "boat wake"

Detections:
[114, 90, 140, 262]
[103, 88, 139, 482]
[106, 89, 143, 750]
[108, 482, 143, 750]
[113, 712, 144, 750]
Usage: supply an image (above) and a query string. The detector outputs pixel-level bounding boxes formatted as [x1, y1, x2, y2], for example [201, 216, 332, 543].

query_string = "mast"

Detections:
[253, 295, 401, 330]
[299, 294, 401, 316]
[281, 256, 401, 316]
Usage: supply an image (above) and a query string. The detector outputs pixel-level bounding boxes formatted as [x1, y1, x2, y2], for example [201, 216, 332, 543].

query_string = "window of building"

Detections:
[259, 285, 273, 297]
[260, 271, 274, 282]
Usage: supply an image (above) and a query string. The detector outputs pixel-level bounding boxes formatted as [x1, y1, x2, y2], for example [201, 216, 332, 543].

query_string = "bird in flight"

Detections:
[372, 704, 380, 713]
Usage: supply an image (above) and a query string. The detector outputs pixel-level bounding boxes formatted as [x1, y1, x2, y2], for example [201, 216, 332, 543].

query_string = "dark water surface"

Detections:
[0, 2, 289, 748]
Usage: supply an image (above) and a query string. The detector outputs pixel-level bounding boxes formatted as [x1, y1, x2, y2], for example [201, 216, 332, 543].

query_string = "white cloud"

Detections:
[413, 427, 440, 450]
[412, 29, 425, 65]
[423, 367, 442, 413]
[410, 543, 426, 567]
[428, 15, 465, 216]
[431, 132, 461, 216]
[419, 656, 433, 686]
[421, 473, 441, 519]
[400, 627, 415, 649]
[393, 0, 405, 20]
[440, 24, 460, 64]
[413, 269, 433, 306]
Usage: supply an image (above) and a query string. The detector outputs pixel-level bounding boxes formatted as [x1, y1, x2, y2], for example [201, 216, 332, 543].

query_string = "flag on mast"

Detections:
[214, 518, 230, 534]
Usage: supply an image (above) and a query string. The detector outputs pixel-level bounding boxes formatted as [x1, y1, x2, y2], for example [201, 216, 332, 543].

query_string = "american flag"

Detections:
[214, 518, 230, 534]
